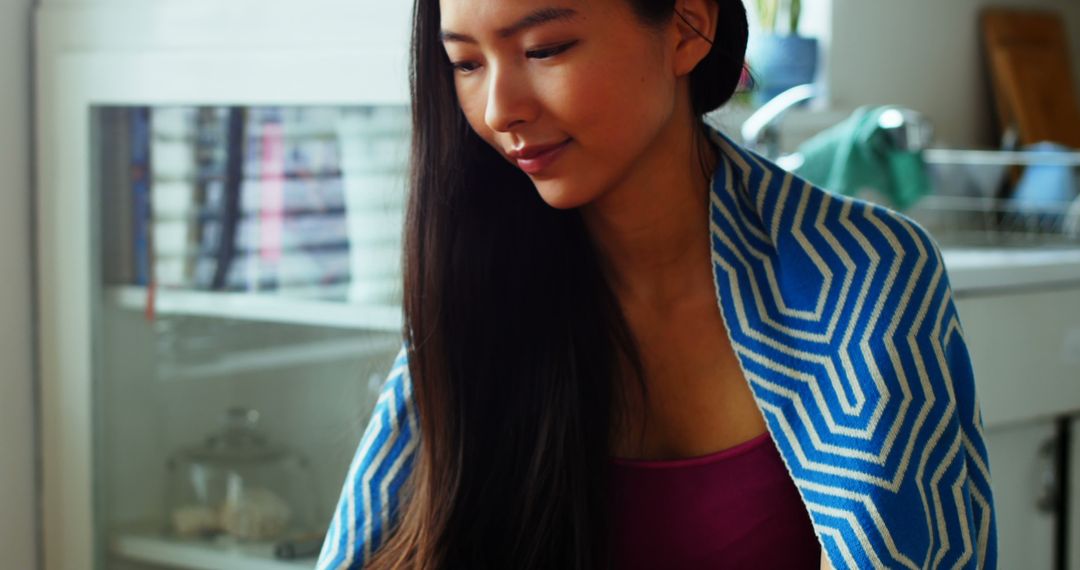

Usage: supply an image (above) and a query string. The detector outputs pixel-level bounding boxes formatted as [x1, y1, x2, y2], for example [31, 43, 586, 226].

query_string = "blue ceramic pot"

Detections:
[747, 34, 819, 106]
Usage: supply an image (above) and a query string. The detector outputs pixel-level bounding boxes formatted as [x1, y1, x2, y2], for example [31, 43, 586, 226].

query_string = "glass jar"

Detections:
[164, 407, 320, 542]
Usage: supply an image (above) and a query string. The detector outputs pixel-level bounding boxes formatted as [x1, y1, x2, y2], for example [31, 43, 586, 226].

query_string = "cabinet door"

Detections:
[91, 104, 411, 570]
[36, 3, 413, 566]
[985, 420, 1058, 570]
[954, 288, 1080, 428]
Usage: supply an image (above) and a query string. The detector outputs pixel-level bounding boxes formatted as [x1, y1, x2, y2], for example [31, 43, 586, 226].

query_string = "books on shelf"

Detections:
[337, 107, 409, 304]
[119, 104, 409, 305]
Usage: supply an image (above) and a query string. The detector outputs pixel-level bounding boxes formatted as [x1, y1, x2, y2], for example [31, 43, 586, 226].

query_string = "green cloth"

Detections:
[793, 106, 931, 210]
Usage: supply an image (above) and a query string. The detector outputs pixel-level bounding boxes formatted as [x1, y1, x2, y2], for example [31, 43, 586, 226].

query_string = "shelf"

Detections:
[159, 334, 401, 380]
[112, 532, 316, 570]
[109, 285, 403, 332]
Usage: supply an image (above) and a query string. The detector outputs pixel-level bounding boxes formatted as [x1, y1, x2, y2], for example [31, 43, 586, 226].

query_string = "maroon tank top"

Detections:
[609, 431, 822, 569]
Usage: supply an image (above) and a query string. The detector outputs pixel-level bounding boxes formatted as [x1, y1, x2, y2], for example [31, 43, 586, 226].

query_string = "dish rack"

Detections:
[902, 148, 1080, 249]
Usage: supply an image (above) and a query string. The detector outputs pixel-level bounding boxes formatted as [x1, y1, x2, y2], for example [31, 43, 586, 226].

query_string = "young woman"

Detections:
[317, 0, 998, 568]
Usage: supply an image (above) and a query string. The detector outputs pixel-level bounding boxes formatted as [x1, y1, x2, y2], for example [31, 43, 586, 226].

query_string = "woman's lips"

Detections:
[515, 139, 571, 174]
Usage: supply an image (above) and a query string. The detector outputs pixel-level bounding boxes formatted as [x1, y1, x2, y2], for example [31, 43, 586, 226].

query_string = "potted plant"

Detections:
[746, 0, 819, 106]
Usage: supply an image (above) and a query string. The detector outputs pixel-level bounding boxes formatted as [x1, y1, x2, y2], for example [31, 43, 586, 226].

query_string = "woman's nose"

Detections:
[484, 63, 536, 133]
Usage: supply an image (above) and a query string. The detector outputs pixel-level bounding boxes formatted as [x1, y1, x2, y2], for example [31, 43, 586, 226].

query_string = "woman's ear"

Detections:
[671, 0, 720, 77]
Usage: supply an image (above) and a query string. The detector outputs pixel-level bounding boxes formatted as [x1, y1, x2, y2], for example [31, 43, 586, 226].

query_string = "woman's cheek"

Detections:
[569, 76, 626, 139]
[456, 90, 490, 139]
[546, 68, 607, 124]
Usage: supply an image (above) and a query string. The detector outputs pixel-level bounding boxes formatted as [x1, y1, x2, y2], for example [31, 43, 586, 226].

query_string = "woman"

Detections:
[318, 0, 998, 568]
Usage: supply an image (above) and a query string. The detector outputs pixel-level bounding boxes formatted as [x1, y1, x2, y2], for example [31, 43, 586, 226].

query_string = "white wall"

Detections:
[34, 0, 1080, 146]
[0, 0, 38, 568]
[830, 0, 1080, 147]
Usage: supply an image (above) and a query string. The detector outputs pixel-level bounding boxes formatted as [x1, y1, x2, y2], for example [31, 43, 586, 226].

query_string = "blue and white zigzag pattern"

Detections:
[317, 345, 418, 569]
[316, 126, 998, 569]
[704, 127, 996, 569]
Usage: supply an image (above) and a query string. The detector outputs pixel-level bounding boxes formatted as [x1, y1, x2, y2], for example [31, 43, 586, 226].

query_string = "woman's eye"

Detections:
[449, 40, 578, 74]
[526, 41, 577, 60]
[451, 61, 480, 74]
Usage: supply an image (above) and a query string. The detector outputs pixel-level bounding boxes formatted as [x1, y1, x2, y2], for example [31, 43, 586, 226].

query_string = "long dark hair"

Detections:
[370, 1, 748, 567]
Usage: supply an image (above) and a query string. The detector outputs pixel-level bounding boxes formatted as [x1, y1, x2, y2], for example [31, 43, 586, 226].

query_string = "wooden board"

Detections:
[981, 8, 1080, 149]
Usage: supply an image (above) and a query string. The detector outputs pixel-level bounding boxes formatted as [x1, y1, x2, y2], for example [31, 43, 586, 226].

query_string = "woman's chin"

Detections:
[533, 181, 593, 210]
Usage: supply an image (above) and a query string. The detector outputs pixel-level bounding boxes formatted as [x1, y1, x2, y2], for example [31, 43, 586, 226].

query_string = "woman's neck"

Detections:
[581, 121, 719, 313]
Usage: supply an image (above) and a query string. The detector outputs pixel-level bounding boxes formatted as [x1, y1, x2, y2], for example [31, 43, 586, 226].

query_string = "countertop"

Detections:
[942, 247, 1080, 294]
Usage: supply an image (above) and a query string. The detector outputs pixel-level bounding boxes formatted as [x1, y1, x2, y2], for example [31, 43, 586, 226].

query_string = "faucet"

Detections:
[741, 84, 936, 169]
[740, 83, 818, 161]
[876, 107, 935, 152]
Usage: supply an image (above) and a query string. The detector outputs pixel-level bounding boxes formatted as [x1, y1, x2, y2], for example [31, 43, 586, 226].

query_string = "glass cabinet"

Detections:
[95, 104, 407, 569]
[35, 2, 413, 569]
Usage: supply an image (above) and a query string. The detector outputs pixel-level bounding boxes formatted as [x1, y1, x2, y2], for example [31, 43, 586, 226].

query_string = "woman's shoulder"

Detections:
[709, 134, 962, 342]
[804, 175, 945, 265]
[780, 171, 960, 326]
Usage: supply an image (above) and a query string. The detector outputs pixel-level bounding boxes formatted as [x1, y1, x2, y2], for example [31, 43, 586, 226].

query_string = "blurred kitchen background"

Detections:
[1, 0, 1079, 568]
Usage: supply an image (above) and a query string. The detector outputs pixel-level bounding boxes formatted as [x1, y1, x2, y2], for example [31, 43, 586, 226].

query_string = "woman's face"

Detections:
[438, 0, 683, 209]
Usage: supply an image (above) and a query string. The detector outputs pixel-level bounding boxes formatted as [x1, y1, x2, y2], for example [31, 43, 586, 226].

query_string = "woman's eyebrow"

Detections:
[440, 7, 579, 44]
